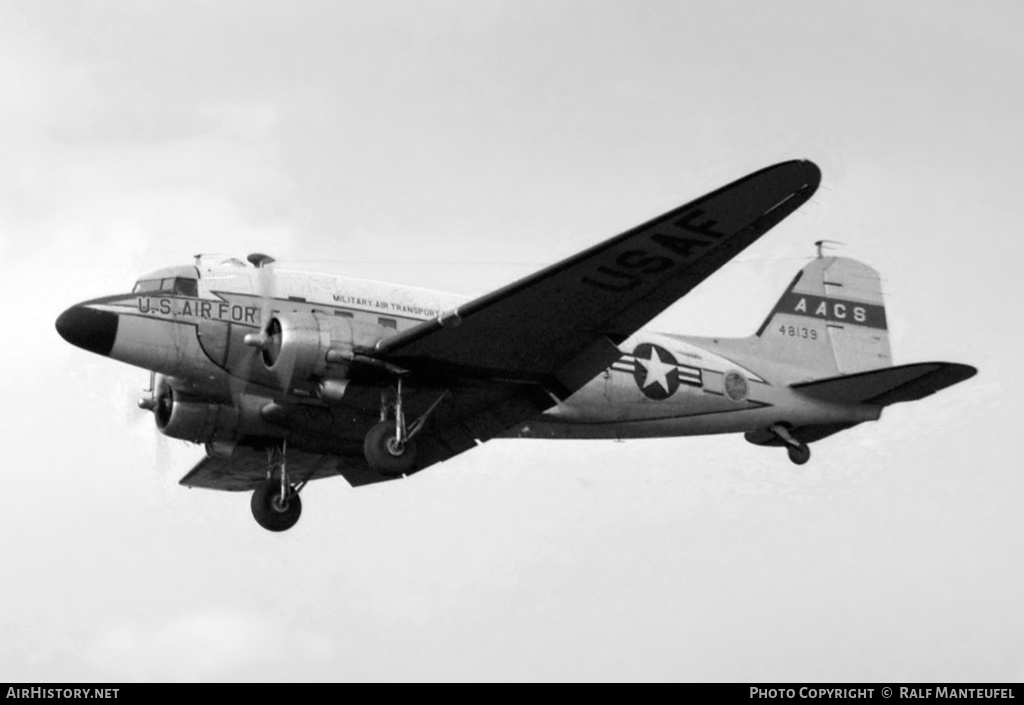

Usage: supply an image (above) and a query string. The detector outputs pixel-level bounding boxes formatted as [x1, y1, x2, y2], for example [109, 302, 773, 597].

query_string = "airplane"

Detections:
[55, 160, 977, 532]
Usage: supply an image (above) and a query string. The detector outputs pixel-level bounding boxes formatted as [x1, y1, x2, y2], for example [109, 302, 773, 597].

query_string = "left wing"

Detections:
[372, 161, 821, 475]
[375, 160, 821, 395]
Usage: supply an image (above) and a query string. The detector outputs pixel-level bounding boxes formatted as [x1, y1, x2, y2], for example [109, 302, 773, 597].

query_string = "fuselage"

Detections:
[55, 255, 880, 453]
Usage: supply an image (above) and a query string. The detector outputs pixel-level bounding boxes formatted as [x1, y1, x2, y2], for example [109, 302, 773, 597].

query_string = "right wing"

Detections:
[179, 447, 394, 491]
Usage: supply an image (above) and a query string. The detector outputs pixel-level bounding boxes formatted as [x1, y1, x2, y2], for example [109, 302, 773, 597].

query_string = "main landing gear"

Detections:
[251, 441, 304, 532]
[363, 378, 448, 476]
[364, 376, 417, 476]
[770, 424, 812, 466]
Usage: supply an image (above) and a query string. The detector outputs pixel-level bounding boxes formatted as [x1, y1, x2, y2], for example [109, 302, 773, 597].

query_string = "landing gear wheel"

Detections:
[251, 478, 302, 532]
[787, 443, 811, 466]
[364, 420, 417, 476]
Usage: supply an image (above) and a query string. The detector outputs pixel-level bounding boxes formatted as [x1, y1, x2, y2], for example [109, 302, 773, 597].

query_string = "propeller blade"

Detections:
[230, 253, 277, 400]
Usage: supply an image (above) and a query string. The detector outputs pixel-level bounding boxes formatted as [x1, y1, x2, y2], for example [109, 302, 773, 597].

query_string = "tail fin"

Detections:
[754, 256, 892, 375]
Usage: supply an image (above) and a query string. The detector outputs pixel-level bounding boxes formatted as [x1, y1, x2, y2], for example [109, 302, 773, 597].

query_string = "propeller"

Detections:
[233, 253, 278, 397]
[153, 374, 173, 429]
[135, 254, 281, 477]
[260, 317, 283, 368]
[135, 370, 174, 478]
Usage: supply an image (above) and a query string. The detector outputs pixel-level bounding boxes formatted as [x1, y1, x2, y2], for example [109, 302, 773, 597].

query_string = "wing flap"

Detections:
[791, 362, 977, 406]
[408, 383, 555, 474]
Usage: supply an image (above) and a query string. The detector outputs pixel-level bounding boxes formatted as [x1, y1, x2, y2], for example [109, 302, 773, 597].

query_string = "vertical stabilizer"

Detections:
[754, 256, 892, 375]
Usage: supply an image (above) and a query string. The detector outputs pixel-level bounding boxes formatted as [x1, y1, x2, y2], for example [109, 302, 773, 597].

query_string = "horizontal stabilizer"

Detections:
[790, 362, 977, 407]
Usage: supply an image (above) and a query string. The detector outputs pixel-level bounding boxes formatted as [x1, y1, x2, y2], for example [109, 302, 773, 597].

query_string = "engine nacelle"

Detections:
[158, 398, 240, 442]
[259, 313, 331, 393]
[256, 311, 388, 395]
[151, 377, 274, 443]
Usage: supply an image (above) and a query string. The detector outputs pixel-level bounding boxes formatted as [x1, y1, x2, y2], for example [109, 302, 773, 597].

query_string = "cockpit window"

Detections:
[174, 278, 198, 296]
[133, 279, 162, 294]
[133, 277, 198, 296]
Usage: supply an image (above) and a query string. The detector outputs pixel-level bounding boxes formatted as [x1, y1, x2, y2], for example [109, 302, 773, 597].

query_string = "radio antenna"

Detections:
[814, 240, 844, 258]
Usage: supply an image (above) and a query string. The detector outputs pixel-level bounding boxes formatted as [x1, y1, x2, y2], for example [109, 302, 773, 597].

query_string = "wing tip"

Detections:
[938, 361, 979, 384]
[720, 159, 821, 210]
[772, 158, 822, 191]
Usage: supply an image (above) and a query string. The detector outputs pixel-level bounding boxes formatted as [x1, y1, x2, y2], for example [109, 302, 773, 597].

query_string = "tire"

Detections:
[250, 479, 302, 532]
[787, 443, 811, 466]
[364, 421, 417, 476]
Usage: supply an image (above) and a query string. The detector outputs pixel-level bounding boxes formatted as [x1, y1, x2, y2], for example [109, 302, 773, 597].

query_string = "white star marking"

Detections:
[637, 347, 676, 392]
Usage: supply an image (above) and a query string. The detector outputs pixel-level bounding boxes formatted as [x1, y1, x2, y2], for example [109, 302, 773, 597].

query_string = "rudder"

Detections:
[755, 256, 892, 375]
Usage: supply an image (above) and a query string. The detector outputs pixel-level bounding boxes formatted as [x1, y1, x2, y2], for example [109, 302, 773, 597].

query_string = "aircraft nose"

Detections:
[55, 305, 119, 356]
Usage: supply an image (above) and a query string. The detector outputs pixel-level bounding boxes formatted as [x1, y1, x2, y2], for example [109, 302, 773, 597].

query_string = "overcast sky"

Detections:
[2, 0, 1022, 682]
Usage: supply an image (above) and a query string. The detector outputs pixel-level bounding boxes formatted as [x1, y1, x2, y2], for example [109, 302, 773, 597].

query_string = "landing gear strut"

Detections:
[771, 424, 812, 466]
[250, 441, 303, 531]
[364, 377, 417, 476]
[362, 379, 449, 477]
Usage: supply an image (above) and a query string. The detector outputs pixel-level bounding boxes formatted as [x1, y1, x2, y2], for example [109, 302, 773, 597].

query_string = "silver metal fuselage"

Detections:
[61, 258, 880, 449]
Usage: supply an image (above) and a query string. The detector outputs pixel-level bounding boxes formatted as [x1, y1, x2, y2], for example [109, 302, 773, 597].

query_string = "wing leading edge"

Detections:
[375, 160, 821, 396]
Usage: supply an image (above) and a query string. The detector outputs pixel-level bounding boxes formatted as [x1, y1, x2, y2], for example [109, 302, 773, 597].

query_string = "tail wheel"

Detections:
[364, 420, 417, 476]
[787, 443, 811, 466]
[251, 478, 302, 532]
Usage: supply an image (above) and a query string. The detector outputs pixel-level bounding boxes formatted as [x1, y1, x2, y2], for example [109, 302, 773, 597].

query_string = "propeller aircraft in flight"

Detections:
[55, 160, 976, 531]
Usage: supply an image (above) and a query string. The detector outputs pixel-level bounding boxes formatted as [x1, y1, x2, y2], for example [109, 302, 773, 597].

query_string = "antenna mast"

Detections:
[814, 239, 845, 258]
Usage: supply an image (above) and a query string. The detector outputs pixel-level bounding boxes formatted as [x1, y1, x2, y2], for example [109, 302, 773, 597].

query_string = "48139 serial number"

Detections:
[779, 325, 818, 340]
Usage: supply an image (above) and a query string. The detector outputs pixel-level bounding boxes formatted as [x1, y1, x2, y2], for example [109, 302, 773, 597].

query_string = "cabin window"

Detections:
[378, 317, 397, 330]
[334, 310, 354, 318]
